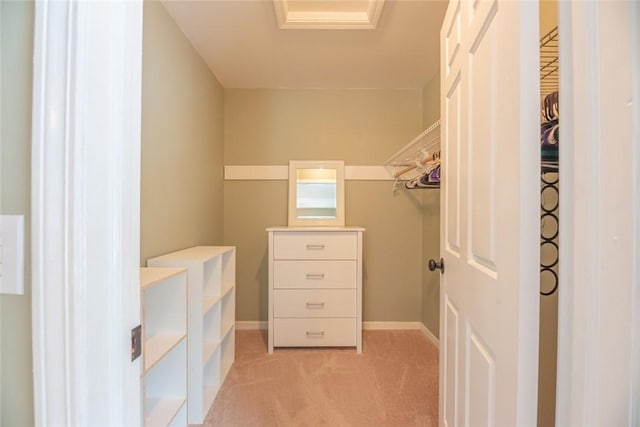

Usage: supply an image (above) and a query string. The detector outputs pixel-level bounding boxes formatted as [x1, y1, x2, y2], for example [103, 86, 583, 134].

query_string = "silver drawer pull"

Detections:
[306, 273, 325, 280]
[306, 331, 325, 338]
[306, 244, 325, 250]
[306, 302, 325, 309]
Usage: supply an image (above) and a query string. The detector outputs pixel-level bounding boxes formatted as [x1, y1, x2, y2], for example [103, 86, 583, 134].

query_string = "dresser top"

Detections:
[266, 226, 365, 232]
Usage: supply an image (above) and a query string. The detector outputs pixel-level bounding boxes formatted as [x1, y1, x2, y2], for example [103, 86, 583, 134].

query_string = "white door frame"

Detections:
[556, 1, 640, 426]
[31, 1, 143, 425]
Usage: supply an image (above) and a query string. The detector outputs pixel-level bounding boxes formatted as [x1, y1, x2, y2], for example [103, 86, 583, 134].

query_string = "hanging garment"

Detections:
[542, 91, 559, 122]
[541, 91, 559, 162]
[420, 165, 440, 185]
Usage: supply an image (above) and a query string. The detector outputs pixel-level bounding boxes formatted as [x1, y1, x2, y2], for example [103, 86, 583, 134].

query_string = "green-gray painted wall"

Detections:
[1, 2, 35, 425]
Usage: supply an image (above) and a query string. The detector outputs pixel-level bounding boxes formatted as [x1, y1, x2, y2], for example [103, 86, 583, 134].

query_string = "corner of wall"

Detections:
[421, 71, 441, 339]
[140, 1, 225, 265]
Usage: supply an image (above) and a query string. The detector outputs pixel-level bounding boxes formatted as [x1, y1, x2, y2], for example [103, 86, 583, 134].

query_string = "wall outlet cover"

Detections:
[0, 215, 25, 295]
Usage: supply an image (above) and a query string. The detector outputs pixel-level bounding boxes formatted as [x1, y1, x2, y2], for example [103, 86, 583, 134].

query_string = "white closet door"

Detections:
[439, 1, 540, 426]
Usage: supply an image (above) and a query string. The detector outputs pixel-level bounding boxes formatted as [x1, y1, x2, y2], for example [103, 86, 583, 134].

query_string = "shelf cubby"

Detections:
[140, 267, 188, 427]
[147, 246, 236, 424]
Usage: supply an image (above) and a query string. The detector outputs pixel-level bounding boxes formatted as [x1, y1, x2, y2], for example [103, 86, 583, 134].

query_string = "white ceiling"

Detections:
[161, 0, 448, 89]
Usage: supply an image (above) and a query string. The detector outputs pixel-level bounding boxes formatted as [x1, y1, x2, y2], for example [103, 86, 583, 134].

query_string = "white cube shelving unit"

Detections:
[148, 246, 236, 424]
[140, 267, 188, 427]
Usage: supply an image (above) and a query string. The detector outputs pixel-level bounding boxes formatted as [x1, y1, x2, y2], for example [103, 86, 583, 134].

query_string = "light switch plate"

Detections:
[0, 215, 25, 295]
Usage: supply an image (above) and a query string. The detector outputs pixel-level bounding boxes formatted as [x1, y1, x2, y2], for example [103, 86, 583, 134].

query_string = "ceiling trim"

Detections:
[273, 0, 385, 30]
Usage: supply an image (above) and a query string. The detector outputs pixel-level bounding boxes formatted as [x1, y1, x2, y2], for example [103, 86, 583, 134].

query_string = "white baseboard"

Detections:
[417, 323, 440, 349]
[235, 321, 267, 330]
[363, 321, 423, 330]
[234, 320, 440, 349]
[363, 321, 440, 349]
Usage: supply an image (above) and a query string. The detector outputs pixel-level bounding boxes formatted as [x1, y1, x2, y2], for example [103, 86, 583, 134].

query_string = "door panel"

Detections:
[439, 1, 540, 426]
[467, 4, 498, 275]
[443, 297, 460, 427]
[445, 75, 462, 256]
[467, 328, 495, 427]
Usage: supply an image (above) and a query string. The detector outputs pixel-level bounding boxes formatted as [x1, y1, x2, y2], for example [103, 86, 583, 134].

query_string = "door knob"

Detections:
[428, 258, 445, 274]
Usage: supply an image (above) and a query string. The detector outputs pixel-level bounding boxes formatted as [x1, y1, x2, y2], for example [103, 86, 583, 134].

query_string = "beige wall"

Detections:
[0, 1, 35, 425]
[140, 1, 225, 264]
[421, 72, 442, 338]
[540, 0, 559, 36]
[224, 89, 425, 321]
[422, 72, 440, 128]
[224, 89, 423, 165]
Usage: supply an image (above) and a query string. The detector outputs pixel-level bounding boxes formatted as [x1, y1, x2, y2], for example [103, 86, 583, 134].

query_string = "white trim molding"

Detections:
[235, 321, 440, 349]
[364, 321, 439, 349]
[556, 3, 640, 426]
[273, 0, 385, 30]
[31, 1, 143, 425]
[224, 165, 392, 181]
[630, 4, 640, 425]
[235, 321, 268, 330]
[418, 323, 440, 349]
[362, 321, 424, 330]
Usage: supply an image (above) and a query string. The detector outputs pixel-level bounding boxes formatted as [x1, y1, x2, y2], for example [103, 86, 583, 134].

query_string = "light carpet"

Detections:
[203, 329, 439, 427]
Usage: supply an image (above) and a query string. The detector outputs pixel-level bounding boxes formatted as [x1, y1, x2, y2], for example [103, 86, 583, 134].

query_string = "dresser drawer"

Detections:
[274, 289, 356, 318]
[273, 231, 357, 260]
[273, 260, 356, 289]
[273, 318, 356, 347]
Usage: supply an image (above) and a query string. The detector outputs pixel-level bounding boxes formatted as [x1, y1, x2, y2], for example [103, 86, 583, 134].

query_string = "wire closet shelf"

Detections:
[384, 119, 441, 188]
[540, 26, 559, 101]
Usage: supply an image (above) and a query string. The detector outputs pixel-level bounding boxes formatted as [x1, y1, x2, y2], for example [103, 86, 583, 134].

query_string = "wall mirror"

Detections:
[288, 160, 345, 227]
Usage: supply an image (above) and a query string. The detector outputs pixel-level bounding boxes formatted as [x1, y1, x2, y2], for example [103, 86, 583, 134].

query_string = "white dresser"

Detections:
[267, 227, 364, 354]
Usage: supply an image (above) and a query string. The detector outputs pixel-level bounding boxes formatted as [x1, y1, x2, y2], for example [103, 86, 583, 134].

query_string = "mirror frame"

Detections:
[288, 160, 345, 227]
